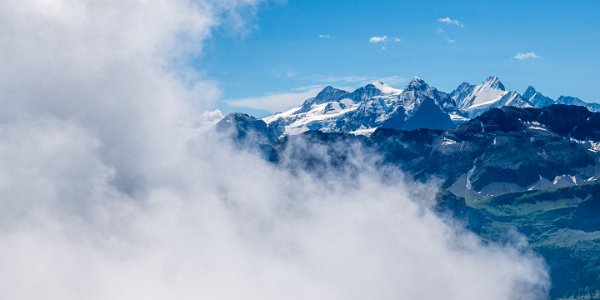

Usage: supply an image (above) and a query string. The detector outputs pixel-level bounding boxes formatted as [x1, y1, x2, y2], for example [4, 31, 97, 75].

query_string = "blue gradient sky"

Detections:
[198, 0, 600, 115]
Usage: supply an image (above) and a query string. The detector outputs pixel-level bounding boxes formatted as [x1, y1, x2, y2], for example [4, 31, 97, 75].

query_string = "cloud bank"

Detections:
[0, 1, 548, 299]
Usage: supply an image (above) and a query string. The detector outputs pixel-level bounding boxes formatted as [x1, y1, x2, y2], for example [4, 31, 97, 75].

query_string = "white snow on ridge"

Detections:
[525, 121, 549, 132]
[568, 138, 600, 153]
[503, 92, 529, 107]
[467, 86, 508, 109]
[449, 113, 469, 121]
[441, 137, 457, 145]
[553, 175, 578, 185]
[262, 81, 405, 136]
[467, 96, 506, 109]
[528, 125, 548, 132]
[264, 99, 359, 135]
[263, 106, 301, 124]
[460, 77, 508, 110]
[350, 126, 377, 136]
[288, 102, 357, 125]
[372, 81, 403, 95]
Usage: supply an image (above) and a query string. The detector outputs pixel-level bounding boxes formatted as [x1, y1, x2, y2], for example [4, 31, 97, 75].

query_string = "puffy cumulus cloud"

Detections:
[514, 51, 541, 61]
[0, 1, 549, 300]
[0, 0, 259, 191]
[438, 17, 464, 27]
[369, 35, 388, 43]
[201, 109, 225, 124]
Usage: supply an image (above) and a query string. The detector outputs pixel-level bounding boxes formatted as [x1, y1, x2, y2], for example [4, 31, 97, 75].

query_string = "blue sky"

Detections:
[199, 0, 600, 116]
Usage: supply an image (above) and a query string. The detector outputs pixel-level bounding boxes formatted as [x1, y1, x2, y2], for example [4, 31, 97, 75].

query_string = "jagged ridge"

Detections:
[260, 75, 600, 137]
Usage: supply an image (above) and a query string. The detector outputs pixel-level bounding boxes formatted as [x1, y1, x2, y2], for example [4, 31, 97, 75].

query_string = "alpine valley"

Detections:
[218, 76, 600, 299]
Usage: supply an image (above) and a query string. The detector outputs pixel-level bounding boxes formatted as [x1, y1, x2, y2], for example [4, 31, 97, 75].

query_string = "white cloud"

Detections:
[0, 1, 549, 299]
[446, 38, 456, 44]
[369, 35, 388, 43]
[514, 51, 541, 61]
[438, 17, 464, 27]
[318, 34, 330, 39]
[301, 75, 407, 88]
[201, 109, 225, 124]
[0, 124, 550, 299]
[225, 87, 324, 112]
[394, 37, 402, 42]
[302, 74, 371, 84]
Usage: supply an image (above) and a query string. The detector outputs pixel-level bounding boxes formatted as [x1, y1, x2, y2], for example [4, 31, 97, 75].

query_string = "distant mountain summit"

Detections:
[255, 75, 600, 137]
[450, 76, 530, 116]
[523, 86, 554, 107]
[556, 95, 600, 112]
[263, 77, 459, 136]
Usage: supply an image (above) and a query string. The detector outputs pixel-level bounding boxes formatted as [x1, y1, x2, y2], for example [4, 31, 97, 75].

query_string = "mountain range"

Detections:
[217, 103, 600, 299]
[263, 76, 600, 137]
[217, 78, 600, 299]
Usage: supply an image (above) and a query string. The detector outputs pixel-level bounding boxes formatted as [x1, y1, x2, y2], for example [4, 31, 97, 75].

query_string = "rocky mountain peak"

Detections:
[482, 75, 505, 90]
[315, 86, 349, 103]
[523, 86, 537, 99]
[407, 77, 428, 90]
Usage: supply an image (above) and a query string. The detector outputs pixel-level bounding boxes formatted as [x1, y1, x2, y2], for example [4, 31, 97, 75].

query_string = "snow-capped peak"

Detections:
[482, 75, 505, 90]
[523, 86, 537, 99]
[315, 86, 349, 102]
[261, 74, 600, 137]
[454, 76, 509, 111]
[407, 77, 428, 90]
[371, 81, 403, 95]
[523, 86, 555, 107]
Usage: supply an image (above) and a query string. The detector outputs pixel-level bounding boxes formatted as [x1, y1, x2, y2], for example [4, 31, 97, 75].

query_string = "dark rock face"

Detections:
[222, 105, 600, 197]
[216, 113, 276, 143]
[522, 86, 537, 99]
[378, 105, 406, 130]
[315, 86, 350, 103]
[348, 83, 384, 102]
[215, 113, 278, 160]
[400, 97, 456, 131]
[479, 105, 600, 140]
[367, 105, 600, 195]
[401, 77, 459, 115]
[335, 97, 392, 131]
[296, 86, 351, 114]
[462, 183, 600, 299]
